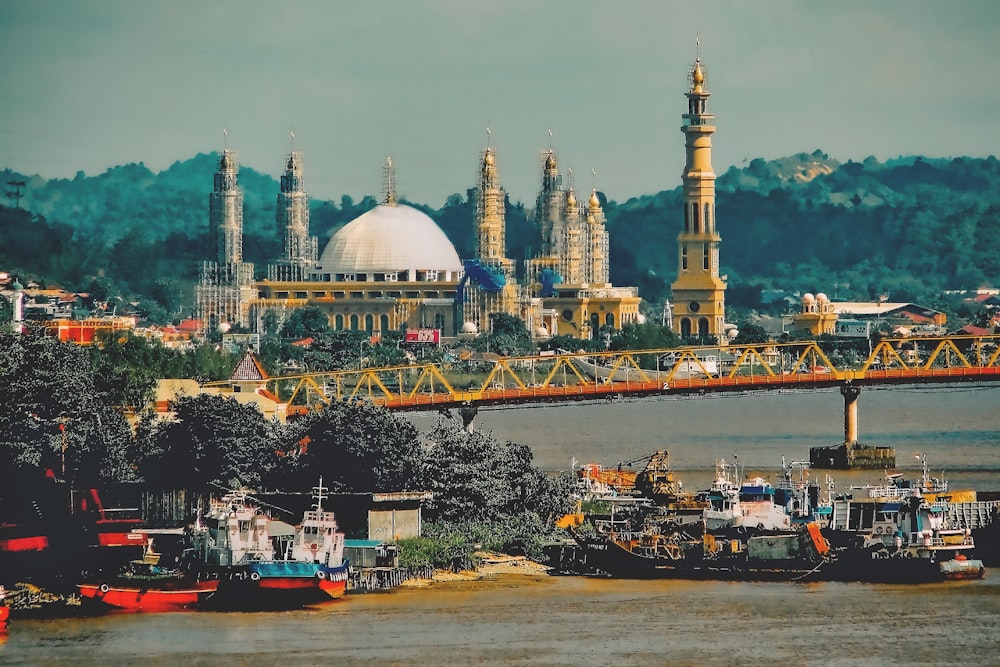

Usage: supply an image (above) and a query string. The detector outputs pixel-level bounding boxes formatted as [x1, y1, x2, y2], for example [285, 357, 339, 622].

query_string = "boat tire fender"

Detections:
[316, 570, 326, 580]
[99, 584, 110, 593]
[736, 526, 746, 535]
[250, 571, 260, 581]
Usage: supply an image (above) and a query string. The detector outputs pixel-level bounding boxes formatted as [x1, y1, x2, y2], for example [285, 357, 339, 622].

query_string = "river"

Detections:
[4, 385, 999, 666]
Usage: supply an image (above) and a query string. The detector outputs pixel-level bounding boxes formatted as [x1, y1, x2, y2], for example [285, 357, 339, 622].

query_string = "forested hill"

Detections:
[604, 151, 1000, 305]
[2, 151, 999, 321]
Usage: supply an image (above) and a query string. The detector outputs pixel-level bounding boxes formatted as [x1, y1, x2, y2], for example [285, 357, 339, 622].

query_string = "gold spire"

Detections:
[691, 59, 705, 94]
[589, 189, 601, 210]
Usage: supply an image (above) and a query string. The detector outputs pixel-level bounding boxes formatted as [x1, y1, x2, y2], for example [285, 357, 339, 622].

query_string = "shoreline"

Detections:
[397, 553, 553, 588]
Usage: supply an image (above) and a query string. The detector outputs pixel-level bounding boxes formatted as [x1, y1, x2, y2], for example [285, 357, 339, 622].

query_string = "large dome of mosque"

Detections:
[317, 204, 463, 276]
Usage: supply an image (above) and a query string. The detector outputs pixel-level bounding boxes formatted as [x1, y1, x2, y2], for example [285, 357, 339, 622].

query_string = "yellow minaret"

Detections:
[671, 53, 727, 341]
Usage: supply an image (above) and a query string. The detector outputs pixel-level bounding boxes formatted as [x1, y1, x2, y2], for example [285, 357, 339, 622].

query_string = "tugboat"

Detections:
[193, 479, 349, 609]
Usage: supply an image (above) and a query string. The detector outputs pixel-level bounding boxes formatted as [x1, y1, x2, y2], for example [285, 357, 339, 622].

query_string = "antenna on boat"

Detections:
[312, 477, 328, 511]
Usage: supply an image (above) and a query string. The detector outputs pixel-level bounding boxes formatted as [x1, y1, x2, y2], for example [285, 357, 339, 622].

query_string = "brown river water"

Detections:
[4, 385, 1000, 666]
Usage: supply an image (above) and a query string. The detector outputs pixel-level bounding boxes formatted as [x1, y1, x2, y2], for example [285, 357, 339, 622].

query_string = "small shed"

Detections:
[344, 539, 399, 569]
[368, 491, 433, 541]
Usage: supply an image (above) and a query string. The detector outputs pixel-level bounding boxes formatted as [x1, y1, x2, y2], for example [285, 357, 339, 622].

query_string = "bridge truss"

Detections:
[220, 335, 1000, 413]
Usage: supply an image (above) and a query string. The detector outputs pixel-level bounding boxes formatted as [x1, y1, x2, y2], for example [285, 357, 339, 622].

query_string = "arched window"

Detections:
[605, 312, 615, 327]
[681, 246, 688, 270]
[380, 314, 390, 333]
[704, 203, 711, 231]
[365, 314, 375, 334]
[434, 313, 445, 332]
[684, 203, 690, 232]
[349, 314, 359, 331]
[590, 313, 600, 339]
[334, 314, 344, 330]
[680, 318, 692, 338]
[698, 317, 710, 337]
[691, 203, 700, 233]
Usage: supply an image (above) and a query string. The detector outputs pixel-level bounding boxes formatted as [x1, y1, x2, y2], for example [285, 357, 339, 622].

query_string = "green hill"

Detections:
[3, 151, 999, 322]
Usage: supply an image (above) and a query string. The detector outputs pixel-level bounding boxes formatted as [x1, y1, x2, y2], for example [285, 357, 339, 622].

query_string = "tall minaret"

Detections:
[278, 141, 316, 268]
[475, 138, 512, 272]
[535, 143, 563, 256]
[671, 52, 727, 340]
[209, 147, 244, 265]
[586, 186, 610, 287]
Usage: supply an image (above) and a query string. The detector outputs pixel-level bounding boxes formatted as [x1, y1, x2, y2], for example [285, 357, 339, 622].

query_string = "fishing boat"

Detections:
[192, 479, 350, 609]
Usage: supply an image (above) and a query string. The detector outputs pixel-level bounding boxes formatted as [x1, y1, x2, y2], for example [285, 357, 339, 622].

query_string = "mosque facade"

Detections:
[198, 141, 642, 342]
[195, 56, 721, 343]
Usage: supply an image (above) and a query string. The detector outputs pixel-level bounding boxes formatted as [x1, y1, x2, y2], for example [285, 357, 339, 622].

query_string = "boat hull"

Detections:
[576, 536, 824, 582]
[78, 580, 219, 612]
[207, 561, 349, 610]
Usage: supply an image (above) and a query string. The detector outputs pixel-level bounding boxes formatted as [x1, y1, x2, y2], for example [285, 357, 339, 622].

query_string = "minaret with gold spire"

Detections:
[671, 49, 727, 341]
[475, 135, 512, 273]
[585, 181, 610, 287]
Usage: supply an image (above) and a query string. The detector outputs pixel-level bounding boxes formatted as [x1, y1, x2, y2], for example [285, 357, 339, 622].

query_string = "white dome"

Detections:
[318, 204, 462, 276]
[461, 321, 479, 334]
[816, 293, 830, 304]
[802, 293, 816, 305]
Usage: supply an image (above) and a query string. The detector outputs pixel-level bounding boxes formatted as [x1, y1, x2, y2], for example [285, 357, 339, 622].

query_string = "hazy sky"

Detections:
[2, 1, 998, 207]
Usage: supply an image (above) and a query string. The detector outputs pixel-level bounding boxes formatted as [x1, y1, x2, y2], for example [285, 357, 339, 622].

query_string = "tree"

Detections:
[419, 420, 574, 524]
[135, 394, 280, 489]
[0, 332, 137, 485]
[733, 322, 770, 345]
[609, 322, 679, 352]
[278, 400, 423, 493]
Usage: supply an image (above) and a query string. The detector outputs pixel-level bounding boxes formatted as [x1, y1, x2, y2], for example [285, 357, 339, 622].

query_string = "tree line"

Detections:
[0, 330, 576, 561]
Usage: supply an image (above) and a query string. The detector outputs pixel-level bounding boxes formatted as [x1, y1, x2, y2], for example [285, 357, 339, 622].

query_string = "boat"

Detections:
[1, 470, 146, 586]
[571, 519, 830, 581]
[78, 561, 219, 612]
[821, 494, 985, 583]
[698, 458, 792, 533]
[192, 479, 350, 609]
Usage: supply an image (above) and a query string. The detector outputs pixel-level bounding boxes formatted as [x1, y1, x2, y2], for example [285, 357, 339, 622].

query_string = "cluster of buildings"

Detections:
[6, 54, 992, 350]
[193, 57, 729, 344]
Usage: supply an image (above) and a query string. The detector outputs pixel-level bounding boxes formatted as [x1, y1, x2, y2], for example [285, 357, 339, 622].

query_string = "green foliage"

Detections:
[733, 322, 770, 345]
[279, 305, 330, 339]
[6, 153, 1000, 324]
[420, 419, 575, 524]
[134, 393, 282, 490]
[278, 400, 423, 493]
[608, 322, 679, 352]
[0, 332, 136, 486]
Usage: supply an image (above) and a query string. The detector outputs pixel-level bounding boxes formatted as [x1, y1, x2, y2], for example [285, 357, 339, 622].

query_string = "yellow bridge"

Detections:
[231, 335, 1000, 414]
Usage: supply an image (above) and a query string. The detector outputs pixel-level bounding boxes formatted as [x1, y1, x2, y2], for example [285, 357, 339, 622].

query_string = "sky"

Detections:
[2, 1, 999, 207]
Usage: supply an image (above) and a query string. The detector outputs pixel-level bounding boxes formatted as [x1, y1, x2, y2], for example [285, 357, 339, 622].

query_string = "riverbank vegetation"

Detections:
[0, 331, 576, 567]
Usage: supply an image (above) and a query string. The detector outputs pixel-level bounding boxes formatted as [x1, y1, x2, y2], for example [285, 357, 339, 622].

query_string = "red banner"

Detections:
[405, 328, 441, 344]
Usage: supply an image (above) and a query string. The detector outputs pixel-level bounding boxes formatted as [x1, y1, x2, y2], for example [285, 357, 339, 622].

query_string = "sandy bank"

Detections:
[399, 552, 551, 588]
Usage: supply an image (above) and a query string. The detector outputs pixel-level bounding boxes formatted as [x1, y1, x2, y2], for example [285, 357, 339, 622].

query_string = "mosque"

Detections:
[194, 56, 725, 344]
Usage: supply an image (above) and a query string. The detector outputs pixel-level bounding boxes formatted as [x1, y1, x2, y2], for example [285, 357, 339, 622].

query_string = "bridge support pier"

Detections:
[459, 404, 478, 433]
[841, 383, 861, 445]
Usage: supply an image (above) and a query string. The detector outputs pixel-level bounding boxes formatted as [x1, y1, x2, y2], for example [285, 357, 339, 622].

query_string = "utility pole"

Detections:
[6, 180, 26, 208]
